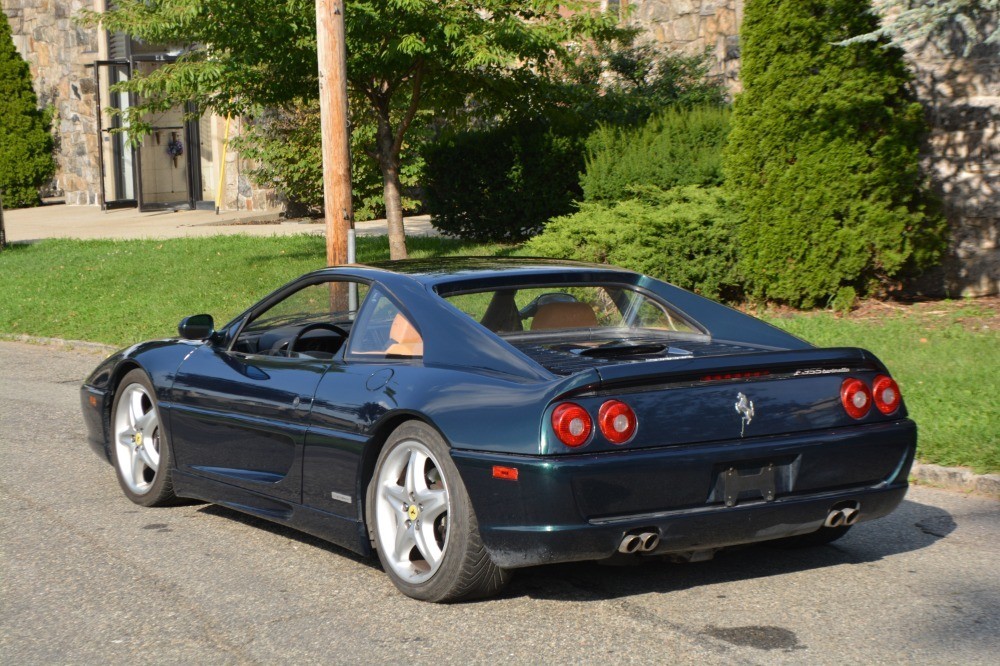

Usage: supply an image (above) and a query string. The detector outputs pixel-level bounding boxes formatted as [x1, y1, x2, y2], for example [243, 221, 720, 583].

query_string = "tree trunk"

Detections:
[0, 191, 6, 250]
[376, 113, 407, 260]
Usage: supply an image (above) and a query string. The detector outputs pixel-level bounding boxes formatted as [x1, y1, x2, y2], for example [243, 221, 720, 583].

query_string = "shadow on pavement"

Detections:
[192, 494, 957, 604]
[505, 497, 956, 602]
[195, 503, 380, 570]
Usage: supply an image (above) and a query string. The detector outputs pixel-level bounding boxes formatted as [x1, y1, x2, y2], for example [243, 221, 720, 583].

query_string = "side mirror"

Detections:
[178, 314, 215, 341]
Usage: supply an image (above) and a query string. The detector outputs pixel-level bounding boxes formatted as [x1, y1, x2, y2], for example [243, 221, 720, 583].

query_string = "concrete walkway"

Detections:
[2, 201, 436, 243]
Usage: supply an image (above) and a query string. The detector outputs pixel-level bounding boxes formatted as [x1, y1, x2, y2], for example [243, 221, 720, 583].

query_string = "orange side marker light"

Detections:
[492, 465, 519, 481]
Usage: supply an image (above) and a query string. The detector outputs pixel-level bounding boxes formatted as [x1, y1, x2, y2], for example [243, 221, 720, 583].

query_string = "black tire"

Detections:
[366, 421, 509, 602]
[771, 525, 852, 548]
[109, 369, 178, 507]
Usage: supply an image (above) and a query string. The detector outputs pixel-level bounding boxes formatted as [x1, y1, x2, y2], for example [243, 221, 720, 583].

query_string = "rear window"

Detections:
[440, 284, 702, 337]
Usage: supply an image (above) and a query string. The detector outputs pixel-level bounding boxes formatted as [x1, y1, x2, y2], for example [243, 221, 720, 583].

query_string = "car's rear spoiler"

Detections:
[593, 346, 884, 389]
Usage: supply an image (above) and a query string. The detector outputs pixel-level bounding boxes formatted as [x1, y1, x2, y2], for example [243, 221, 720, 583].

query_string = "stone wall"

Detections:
[907, 37, 999, 297]
[631, 0, 998, 297]
[217, 117, 281, 213]
[4, 0, 101, 205]
[4, 1, 280, 212]
[628, 0, 743, 91]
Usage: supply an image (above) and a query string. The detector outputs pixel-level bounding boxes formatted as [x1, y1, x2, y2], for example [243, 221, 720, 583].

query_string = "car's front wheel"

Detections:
[110, 369, 177, 507]
[367, 421, 509, 602]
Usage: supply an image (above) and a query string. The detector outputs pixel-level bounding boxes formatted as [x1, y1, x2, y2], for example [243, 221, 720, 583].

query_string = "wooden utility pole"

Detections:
[316, 0, 353, 266]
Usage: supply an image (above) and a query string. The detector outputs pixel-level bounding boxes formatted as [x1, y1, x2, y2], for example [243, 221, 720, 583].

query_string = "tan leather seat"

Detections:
[386, 313, 423, 357]
[530, 301, 598, 330]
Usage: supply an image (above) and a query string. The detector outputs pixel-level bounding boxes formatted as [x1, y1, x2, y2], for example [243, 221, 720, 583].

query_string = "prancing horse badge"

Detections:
[735, 392, 755, 438]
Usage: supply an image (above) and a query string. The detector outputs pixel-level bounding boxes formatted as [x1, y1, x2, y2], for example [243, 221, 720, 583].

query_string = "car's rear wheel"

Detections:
[110, 369, 177, 507]
[367, 421, 509, 602]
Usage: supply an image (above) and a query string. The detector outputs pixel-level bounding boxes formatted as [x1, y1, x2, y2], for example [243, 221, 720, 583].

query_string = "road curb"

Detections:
[911, 462, 1000, 499]
[0, 333, 117, 354]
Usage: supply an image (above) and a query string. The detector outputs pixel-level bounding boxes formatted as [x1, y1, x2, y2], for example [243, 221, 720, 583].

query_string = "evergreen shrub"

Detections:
[524, 185, 740, 299]
[0, 19, 55, 209]
[422, 38, 730, 242]
[423, 119, 585, 241]
[582, 106, 730, 202]
[724, 0, 946, 307]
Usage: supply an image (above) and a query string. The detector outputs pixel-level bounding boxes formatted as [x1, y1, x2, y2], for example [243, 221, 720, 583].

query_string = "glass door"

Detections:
[94, 60, 140, 209]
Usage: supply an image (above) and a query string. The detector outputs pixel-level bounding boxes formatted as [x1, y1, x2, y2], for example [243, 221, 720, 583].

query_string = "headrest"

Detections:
[531, 301, 598, 330]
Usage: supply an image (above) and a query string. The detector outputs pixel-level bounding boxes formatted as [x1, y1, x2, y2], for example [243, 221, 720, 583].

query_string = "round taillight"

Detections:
[840, 378, 872, 419]
[872, 375, 901, 415]
[552, 403, 593, 448]
[598, 400, 637, 444]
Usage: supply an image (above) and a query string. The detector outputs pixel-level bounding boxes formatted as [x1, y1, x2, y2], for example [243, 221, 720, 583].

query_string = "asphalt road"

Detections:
[1, 341, 997, 665]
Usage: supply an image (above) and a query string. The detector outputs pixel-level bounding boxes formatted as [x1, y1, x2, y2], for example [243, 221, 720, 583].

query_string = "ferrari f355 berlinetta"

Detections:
[81, 258, 916, 601]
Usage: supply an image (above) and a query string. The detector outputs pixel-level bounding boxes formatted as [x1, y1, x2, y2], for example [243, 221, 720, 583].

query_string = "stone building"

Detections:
[625, 0, 998, 296]
[3, 0, 278, 212]
[616, 0, 744, 90]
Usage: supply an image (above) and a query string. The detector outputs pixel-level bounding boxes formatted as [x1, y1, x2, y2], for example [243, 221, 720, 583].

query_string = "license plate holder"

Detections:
[722, 463, 776, 507]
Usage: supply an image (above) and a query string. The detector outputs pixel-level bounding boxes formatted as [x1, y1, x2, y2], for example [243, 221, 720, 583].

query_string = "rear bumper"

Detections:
[452, 420, 916, 569]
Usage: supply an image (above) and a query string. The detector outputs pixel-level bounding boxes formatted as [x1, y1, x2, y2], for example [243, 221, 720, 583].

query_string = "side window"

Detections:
[350, 289, 423, 359]
[233, 280, 369, 357]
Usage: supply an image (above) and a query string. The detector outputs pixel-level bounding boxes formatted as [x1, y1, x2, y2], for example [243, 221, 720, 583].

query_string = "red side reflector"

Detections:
[492, 465, 518, 481]
[88, 395, 98, 407]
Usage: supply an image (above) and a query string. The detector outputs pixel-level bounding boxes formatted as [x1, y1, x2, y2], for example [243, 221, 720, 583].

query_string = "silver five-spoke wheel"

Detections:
[373, 440, 451, 584]
[110, 369, 176, 506]
[113, 383, 161, 494]
[367, 421, 509, 602]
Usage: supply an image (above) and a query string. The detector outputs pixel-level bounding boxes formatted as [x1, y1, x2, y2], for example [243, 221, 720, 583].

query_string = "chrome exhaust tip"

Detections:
[638, 532, 660, 552]
[824, 509, 846, 528]
[618, 534, 642, 554]
[841, 506, 860, 526]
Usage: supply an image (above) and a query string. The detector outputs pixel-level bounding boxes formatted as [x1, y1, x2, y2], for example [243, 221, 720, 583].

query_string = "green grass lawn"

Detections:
[0, 235, 511, 346]
[763, 307, 998, 474]
[2, 236, 996, 472]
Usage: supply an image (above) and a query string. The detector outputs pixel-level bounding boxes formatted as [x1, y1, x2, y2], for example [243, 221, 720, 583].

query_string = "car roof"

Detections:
[241, 256, 811, 380]
[339, 257, 637, 287]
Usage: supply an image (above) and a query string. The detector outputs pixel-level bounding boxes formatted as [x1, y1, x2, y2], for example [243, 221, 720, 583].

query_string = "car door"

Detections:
[168, 278, 369, 504]
[302, 287, 424, 518]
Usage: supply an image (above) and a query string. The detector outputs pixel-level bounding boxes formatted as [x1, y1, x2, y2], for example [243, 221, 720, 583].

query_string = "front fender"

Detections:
[81, 339, 201, 461]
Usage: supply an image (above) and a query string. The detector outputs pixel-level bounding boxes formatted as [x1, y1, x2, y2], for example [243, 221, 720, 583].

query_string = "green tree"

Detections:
[724, 0, 946, 307]
[86, 0, 619, 259]
[842, 0, 1000, 56]
[559, 34, 727, 127]
[420, 35, 729, 242]
[0, 18, 55, 209]
[232, 101, 423, 221]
